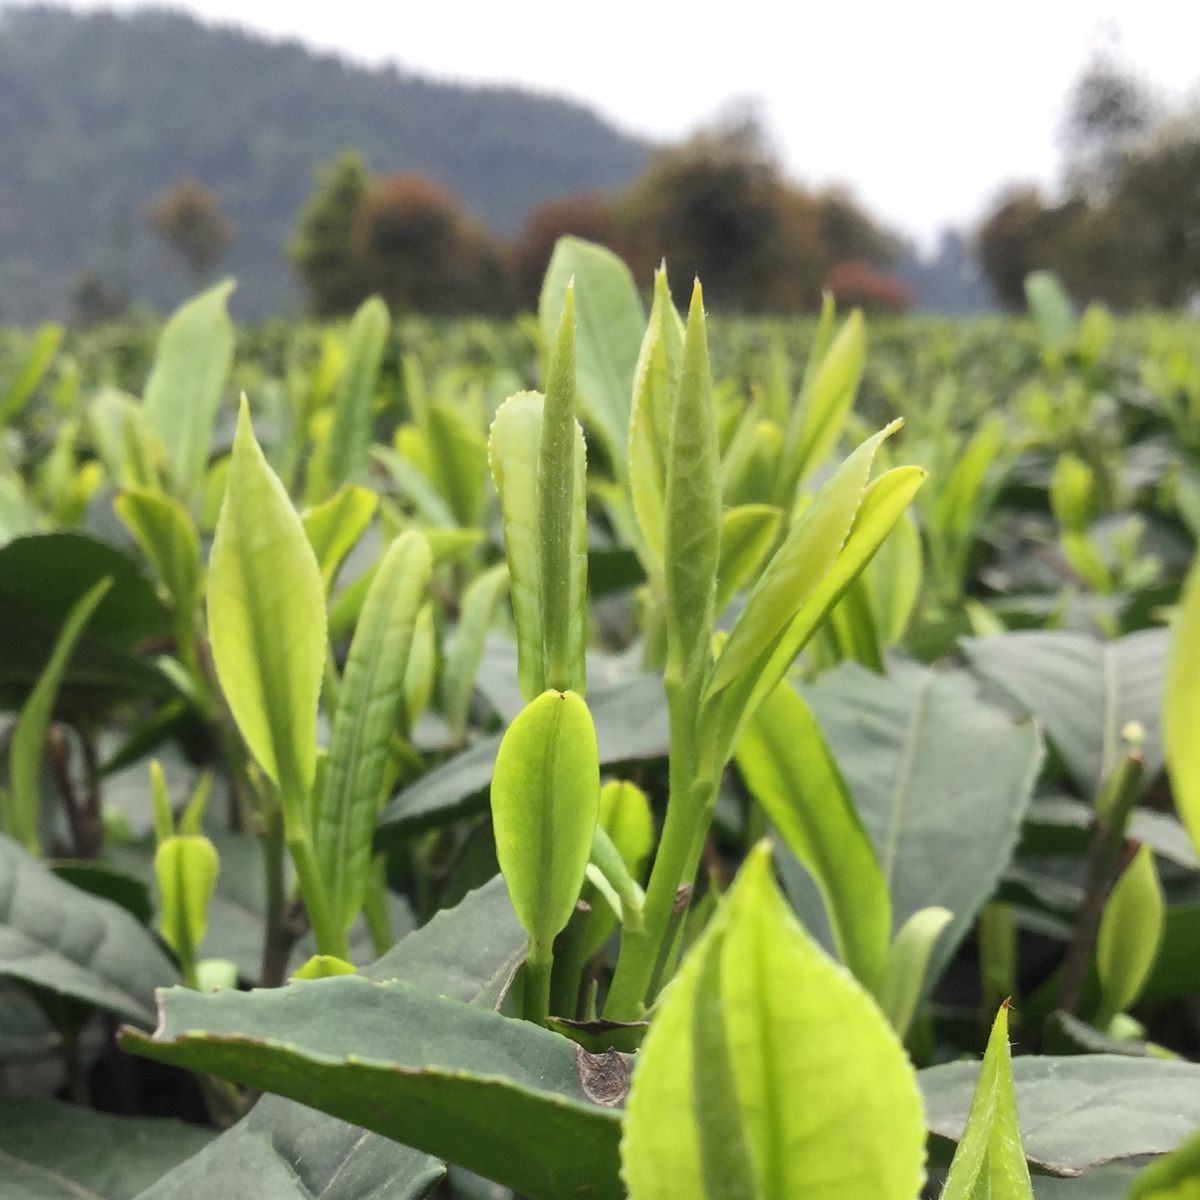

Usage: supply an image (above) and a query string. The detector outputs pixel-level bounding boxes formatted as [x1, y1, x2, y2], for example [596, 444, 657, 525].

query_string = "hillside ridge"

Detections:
[0, 4, 649, 321]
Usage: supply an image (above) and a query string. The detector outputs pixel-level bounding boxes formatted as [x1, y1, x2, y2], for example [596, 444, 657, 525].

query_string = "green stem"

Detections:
[1054, 749, 1143, 1017]
[362, 855, 393, 957]
[279, 778, 347, 961]
[260, 805, 292, 988]
[549, 902, 591, 1020]
[523, 947, 553, 1026]
[605, 674, 713, 1020]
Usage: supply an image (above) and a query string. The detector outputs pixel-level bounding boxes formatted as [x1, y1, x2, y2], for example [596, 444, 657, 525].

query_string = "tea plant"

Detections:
[1, 243, 1200, 1199]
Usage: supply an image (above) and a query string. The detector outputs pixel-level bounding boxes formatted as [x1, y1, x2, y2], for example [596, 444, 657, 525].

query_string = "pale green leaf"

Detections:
[114, 486, 203, 616]
[1167, 553, 1200, 859]
[489, 392, 546, 701]
[540, 285, 588, 694]
[317, 531, 431, 931]
[628, 267, 685, 574]
[735, 678, 891, 994]
[0, 323, 62, 425]
[708, 421, 902, 701]
[491, 689, 600, 959]
[443, 563, 511, 741]
[156, 835, 219, 969]
[425, 401, 489, 526]
[738, 464, 927, 724]
[778, 307, 865, 500]
[664, 282, 721, 679]
[4, 576, 111, 854]
[142, 280, 235, 502]
[540, 236, 644, 474]
[302, 485, 378, 593]
[620, 844, 926, 1200]
[715, 504, 782, 616]
[1095, 843, 1164, 1028]
[879, 906, 953, 1038]
[325, 295, 389, 490]
[207, 397, 326, 796]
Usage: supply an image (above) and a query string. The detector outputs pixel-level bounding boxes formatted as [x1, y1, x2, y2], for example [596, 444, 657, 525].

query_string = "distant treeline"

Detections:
[284, 118, 910, 321]
[0, 5, 647, 321]
[979, 59, 1200, 311]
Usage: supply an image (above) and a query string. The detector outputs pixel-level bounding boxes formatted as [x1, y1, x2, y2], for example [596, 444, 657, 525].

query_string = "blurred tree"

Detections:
[619, 114, 893, 312]
[512, 193, 624, 309]
[289, 152, 372, 317]
[978, 57, 1200, 312]
[71, 269, 128, 326]
[977, 187, 1059, 309]
[1062, 58, 1154, 197]
[145, 178, 234, 289]
[353, 174, 513, 315]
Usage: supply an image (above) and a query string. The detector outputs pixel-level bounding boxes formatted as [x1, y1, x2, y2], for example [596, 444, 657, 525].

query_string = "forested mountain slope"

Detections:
[0, 5, 648, 320]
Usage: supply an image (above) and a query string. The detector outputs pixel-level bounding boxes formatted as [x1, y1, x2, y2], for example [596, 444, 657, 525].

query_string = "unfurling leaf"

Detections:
[663, 281, 721, 681]
[940, 1003, 1034, 1200]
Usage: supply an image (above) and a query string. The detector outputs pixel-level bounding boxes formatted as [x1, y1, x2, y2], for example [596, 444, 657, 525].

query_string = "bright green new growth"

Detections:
[142, 279, 236, 504]
[208, 396, 338, 953]
[2, 575, 111, 855]
[489, 387, 587, 703]
[629, 266, 686, 573]
[539, 285, 586, 694]
[663, 281, 721, 682]
[620, 843, 927, 1200]
[735, 677, 891, 996]
[302, 484, 379, 593]
[150, 760, 219, 991]
[325, 295, 389, 491]
[317, 530, 432, 935]
[941, 1003, 1034, 1200]
[880, 906, 953, 1038]
[1095, 842, 1164, 1030]
[490, 689, 600, 1024]
[708, 420, 902, 700]
[114, 487, 203, 616]
[540, 235, 644, 476]
[209, 397, 326, 794]
[1167, 551, 1200, 859]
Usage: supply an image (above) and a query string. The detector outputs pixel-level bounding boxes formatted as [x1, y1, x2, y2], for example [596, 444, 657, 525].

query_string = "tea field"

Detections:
[2, 239, 1200, 1200]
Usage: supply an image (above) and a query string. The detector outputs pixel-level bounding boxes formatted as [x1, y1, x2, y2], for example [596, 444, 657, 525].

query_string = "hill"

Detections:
[0, 5, 649, 321]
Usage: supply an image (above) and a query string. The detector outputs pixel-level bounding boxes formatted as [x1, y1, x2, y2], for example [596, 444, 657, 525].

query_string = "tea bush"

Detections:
[1, 245, 1200, 1199]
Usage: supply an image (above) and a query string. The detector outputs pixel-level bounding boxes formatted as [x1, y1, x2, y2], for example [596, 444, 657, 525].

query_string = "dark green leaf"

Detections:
[923, 1055, 1200, 1175]
[0, 833, 178, 1026]
[802, 657, 1042, 984]
[963, 630, 1168, 796]
[133, 876, 524, 1200]
[124, 978, 623, 1200]
[0, 1095, 215, 1200]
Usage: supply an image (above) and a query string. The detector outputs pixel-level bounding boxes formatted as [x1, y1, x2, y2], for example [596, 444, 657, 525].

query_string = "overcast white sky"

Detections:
[56, 0, 1200, 250]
